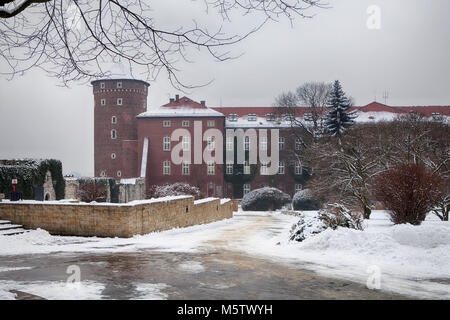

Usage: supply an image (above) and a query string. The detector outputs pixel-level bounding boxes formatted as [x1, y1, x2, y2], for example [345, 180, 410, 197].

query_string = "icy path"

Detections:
[0, 210, 449, 299]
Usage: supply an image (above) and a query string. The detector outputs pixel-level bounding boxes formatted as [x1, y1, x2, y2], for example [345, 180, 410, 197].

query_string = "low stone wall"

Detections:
[0, 196, 233, 238]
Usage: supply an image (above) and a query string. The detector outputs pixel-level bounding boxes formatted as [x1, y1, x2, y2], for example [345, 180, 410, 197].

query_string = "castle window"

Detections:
[111, 153, 116, 159]
[207, 136, 215, 151]
[279, 137, 285, 150]
[163, 120, 171, 127]
[226, 164, 233, 175]
[111, 129, 117, 139]
[226, 137, 233, 151]
[207, 120, 215, 127]
[111, 116, 117, 124]
[295, 184, 302, 193]
[244, 136, 250, 151]
[295, 138, 302, 150]
[117, 82, 122, 88]
[117, 170, 122, 177]
[182, 162, 190, 175]
[100, 170, 106, 177]
[260, 162, 268, 175]
[101, 99, 106, 106]
[117, 98, 123, 106]
[182, 120, 190, 127]
[247, 113, 257, 121]
[182, 136, 190, 151]
[207, 161, 215, 175]
[244, 161, 250, 175]
[243, 184, 251, 195]
[100, 82, 105, 89]
[163, 137, 171, 151]
[295, 161, 302, 175]
[260, 136, 267, 151]
[278, 161, 285, 174]
[163, 161, 171, 175]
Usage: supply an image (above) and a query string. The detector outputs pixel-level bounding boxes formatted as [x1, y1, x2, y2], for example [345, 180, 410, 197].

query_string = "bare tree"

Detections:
[0, 0, 327, 88]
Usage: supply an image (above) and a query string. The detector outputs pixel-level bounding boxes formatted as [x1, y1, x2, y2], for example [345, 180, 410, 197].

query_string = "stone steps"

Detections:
[0, 220, 29, 236]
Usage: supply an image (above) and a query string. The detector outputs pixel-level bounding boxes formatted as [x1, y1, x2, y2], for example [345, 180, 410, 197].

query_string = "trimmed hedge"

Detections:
[292, 189, 321, 211]
[241, 187, 291, 211]
[0, 159, 65, 200]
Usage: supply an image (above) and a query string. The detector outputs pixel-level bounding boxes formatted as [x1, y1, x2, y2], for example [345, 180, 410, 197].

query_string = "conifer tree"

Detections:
[325, 80, 357, 139]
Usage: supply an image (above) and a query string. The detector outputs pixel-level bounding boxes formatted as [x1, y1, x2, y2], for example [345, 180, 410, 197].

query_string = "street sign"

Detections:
[12, 179, 18, 184]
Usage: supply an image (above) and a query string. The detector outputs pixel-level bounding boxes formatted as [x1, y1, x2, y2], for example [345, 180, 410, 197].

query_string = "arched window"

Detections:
[117, 170, 122, 177]
[111, 116, 117, 124]
[111, 129, 117, 139]
[111, 153, 116, 159]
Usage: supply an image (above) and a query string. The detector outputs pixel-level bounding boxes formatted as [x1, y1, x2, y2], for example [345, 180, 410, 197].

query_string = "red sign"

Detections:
[12, 179, 18, 185]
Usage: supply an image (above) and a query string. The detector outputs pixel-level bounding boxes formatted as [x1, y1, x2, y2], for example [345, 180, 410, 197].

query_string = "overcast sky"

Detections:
[0, 0, 449, 176]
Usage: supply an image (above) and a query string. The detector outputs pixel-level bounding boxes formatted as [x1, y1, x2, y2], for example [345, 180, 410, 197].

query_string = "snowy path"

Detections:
[0, 210, 448, 299]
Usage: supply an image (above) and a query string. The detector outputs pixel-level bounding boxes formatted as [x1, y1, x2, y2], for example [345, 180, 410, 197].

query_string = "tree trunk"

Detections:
[363, 205, 372, 219]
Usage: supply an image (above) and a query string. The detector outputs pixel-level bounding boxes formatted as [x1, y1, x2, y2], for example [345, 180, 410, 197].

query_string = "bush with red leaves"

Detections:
[372, 163, 444, 225]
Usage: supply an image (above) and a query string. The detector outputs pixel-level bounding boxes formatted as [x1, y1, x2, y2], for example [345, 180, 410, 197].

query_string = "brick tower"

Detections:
[92, 79, 150, 179]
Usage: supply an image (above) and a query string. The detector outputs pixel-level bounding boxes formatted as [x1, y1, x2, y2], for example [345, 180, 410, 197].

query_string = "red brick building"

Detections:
[93, 78, 450, 199]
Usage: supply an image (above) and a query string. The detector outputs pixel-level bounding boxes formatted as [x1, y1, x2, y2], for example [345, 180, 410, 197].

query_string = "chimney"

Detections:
[170, 98, 174, 103]
[175, 94, 179, 102]
[200, 100, 206, 106]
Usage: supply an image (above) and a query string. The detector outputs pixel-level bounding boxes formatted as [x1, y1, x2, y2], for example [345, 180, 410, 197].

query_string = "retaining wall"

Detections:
[0, 196, 233, 238]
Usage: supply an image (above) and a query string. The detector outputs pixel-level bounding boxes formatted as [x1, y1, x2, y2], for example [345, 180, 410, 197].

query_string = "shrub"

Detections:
[241, 187, 291, 211]
[372, 163, 444, 225]
[290, 203, 364, 242]
[292, 189, 321, 210]
[77, 182, 107, 203]
[147, 183, 202, 200]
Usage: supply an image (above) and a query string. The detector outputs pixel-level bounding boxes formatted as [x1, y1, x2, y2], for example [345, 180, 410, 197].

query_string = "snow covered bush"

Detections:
[241, 187, 291, 211]
[292, 189, 320, 211]
[373, 163, 444, 225]
[290, 203, 364, 242]
[147, 183, 202, 200]
[77, 182, 107, 203]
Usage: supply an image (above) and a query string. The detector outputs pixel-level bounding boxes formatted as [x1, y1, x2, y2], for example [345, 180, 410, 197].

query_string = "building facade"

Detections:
[93, 78, 450, 199]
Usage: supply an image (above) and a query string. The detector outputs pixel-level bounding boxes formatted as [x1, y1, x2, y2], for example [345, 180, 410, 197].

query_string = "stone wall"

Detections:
[0, 196, 233, 238]
[118, 178, 145, 203]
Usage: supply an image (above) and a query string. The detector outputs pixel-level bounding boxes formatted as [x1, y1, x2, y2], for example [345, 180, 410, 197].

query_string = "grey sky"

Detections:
[0, 0, 449, 176]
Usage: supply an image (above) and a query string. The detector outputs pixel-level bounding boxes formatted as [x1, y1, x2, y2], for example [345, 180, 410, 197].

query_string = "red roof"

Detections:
[162, 96, 207, 109]
[212, 101, 450, 117]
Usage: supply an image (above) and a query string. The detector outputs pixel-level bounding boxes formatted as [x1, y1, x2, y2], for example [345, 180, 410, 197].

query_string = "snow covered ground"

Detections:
[0, 209, 449, 299]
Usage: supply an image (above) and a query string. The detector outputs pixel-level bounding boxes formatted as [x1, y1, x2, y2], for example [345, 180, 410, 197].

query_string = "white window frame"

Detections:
[182, 120, 190, 127]
[182, 162, 190, 175]
[278, 161, 285, 174]
[260, 136, 267, 151]
[163, 120, 171, 127]
[100, 82, 105, 89]
[163, 161, 171, 175]
[260, 162, 268, 175]
[207, 136, 215, 151]
[244, 136, 250, 151]
[295, 138, 302, 150]
[117, 170, 122, 177]
[111, 129, 117, 139]
[111, 116, 117, 124]
[182, 136, 190, 151]
[226, 163, 233, 175]
[111, 153, 116, 159]
[100, 170, 106, 177]
[226, 137, 234, 151]
[117, 98, 123, 106]
[101, 99, 106, 106]
[279, 137, 285, 150]
[243, 184, 251, 195]
[117, 82, 122, 88]
[244, 161, 250, 175]
[295, 184, 302, 193]
[207, 120, 215, 127]
[295, 161, 302, 175]
[163, 136, 171, 151]
[207, 161, 215, 175]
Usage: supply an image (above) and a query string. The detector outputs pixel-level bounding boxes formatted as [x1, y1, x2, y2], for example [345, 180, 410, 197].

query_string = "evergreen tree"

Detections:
[325, 80, 357, 138]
